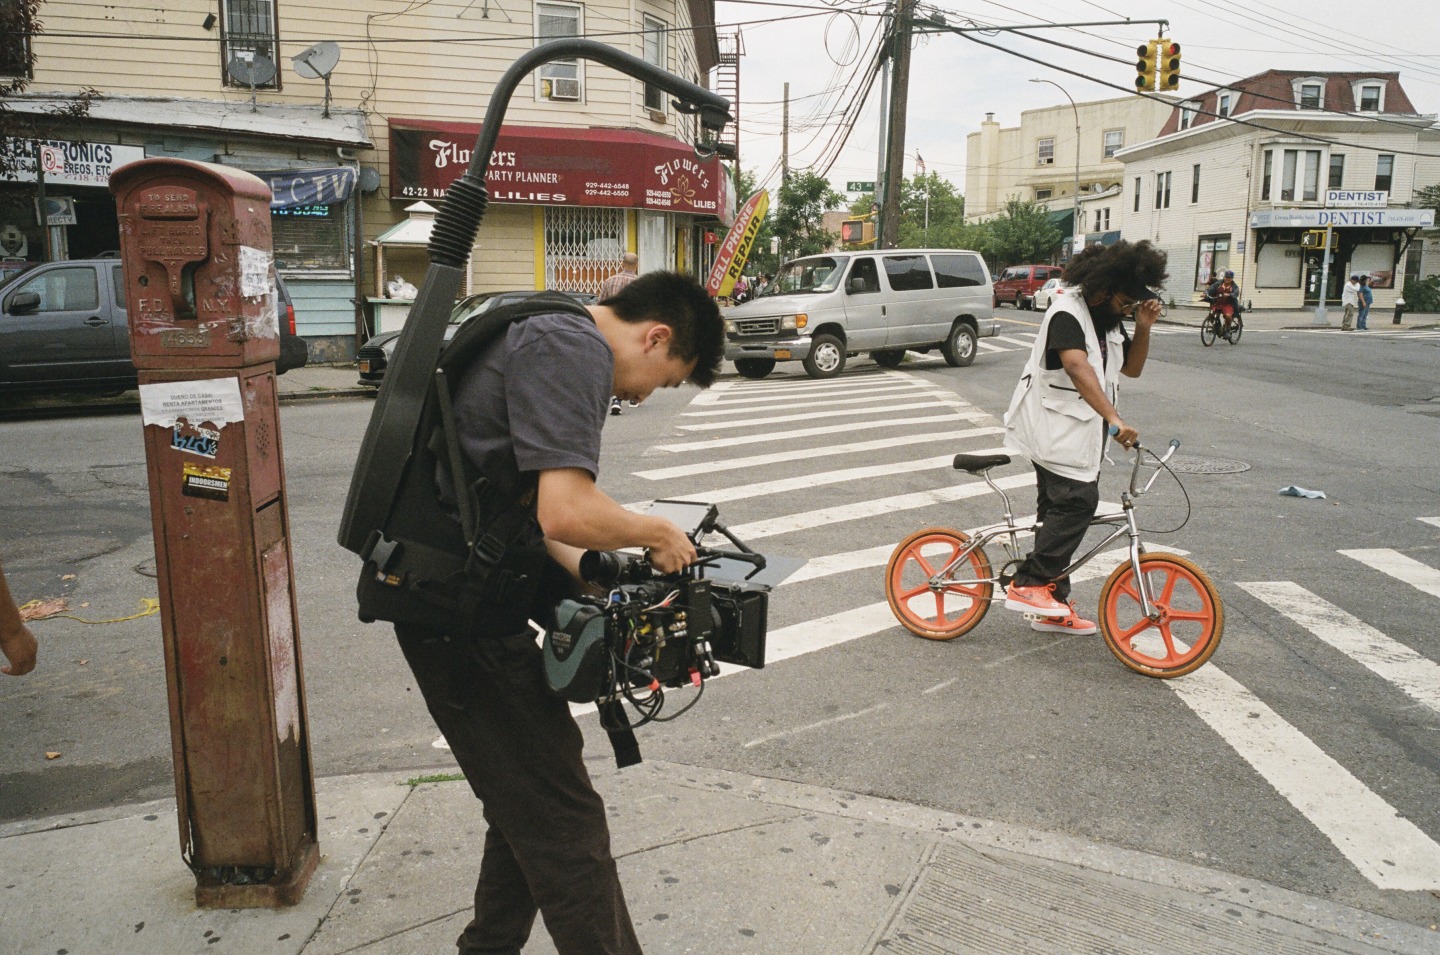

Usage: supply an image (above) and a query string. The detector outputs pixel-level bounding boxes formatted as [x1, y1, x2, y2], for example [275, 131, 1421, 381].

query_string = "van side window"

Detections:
[847, 256, 880, 293]
[931, 253, 986, 288]
[111, 265, 127, 311]
[11, 266, 99, 312]
[882, 254, 934, 291]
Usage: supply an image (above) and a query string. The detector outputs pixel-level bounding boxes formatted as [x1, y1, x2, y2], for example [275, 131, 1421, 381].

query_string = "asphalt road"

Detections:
[2, 317, 1438, 929]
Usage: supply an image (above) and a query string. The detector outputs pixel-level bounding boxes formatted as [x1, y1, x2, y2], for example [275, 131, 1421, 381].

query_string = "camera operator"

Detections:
[394, 271, 724, 955]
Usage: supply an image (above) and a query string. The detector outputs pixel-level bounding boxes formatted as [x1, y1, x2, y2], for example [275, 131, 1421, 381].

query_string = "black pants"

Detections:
[1012, 463, 1100, 602]
[395, 625, 643, 955]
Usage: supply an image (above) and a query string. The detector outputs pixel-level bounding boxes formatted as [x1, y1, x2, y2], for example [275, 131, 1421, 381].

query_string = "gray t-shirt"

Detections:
[438, 311, 612, 535]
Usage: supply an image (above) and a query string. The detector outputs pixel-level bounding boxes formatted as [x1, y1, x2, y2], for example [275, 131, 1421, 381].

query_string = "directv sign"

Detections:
[1249, 208, 1435, 229]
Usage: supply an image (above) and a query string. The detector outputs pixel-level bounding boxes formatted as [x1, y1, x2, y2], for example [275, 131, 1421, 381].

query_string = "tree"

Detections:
[984, 198, 1063, 267]
[1413, 183, 1440, 219]
[896, 173, 966, 248]
[773, 170, 842, 261]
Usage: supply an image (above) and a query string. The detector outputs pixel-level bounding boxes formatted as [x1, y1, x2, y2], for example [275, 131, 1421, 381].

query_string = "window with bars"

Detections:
[543, 206, 628, 294]
[642, 15, 667, 112]
[271, 203, 352, 273]
[0, 0, 33, 78]
[221, 0, 279, 88]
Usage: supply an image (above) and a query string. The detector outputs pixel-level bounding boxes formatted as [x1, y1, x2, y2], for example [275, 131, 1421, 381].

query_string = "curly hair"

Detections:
[1062, 240, 1169, 299]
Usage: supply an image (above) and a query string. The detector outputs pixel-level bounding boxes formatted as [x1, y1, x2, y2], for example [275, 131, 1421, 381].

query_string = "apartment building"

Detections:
[1, 0, 729, 358]
[964, 94, 1174, 248]
[1116, 71, 1437, 309]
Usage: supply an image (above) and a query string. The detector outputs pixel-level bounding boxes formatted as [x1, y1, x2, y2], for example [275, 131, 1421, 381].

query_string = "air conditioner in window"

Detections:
[544, 77, 582, 101]
[1039, 157, 1054, 165]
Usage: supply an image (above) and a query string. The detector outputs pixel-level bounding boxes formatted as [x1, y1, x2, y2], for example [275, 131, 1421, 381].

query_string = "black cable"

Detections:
[1134, 449, 1191, 537]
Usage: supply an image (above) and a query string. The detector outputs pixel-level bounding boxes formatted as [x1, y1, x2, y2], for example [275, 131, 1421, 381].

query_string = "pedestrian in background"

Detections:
[1341, 274, 1361, 331]
[600, 253, 641, 415]
[1, 557, 38, 676]
[1357, 275, 1374, 330]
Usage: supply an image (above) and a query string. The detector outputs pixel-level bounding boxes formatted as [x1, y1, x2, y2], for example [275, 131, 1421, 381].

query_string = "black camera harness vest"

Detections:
[355, 292, 640, 767]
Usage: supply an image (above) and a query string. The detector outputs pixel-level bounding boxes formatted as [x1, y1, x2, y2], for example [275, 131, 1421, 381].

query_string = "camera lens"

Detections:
[579, 549, 623, 587]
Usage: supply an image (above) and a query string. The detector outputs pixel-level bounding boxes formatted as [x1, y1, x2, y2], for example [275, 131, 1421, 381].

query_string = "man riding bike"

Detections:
[1203, 270, 1242, 338]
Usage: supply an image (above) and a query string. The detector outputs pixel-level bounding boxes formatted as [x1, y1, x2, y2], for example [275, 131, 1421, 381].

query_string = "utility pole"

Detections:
[781, 81, 789, 264]
[874, 54, 889, 214]
[879, 0, 915, 249]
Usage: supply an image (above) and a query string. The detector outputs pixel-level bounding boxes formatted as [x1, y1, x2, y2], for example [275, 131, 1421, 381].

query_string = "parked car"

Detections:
[0, 256, 306, 394]
[1029, 276, 1065, 312]
[356, 289, 598, 386]
[723, 249, 997, 380]
[993, 264, 1064, 309]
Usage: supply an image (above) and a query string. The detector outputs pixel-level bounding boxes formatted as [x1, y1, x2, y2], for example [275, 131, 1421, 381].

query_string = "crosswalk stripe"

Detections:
[715, 371, 907, 397]
[729, 472, 1036, 541]
[635, 427, 1003, 481]
[683, 385, 949, 417]
[992, 335, 1036, 347]
[676, 397, 968, 432]
[681, 447, 1009, 505]
[1339, 548, 1440, 600]
[655, 410, 991, 452]
[1237, 582, 1440, 715]
[1167, 664, 1440, 890]
[976, 340, 1007, 352]
[1420, 517, 1440, 529]
[702, 381, 934, 407]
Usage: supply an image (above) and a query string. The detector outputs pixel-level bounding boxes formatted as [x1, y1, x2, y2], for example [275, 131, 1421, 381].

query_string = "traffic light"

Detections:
[1300, 229, 1329, 249]
[840, 217, 875, 248]
[1159, 40, 1182, 91]
[1135, 40, 1158, 92]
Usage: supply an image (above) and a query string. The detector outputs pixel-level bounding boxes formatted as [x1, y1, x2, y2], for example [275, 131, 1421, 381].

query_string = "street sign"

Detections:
[845, 181, 875, 193]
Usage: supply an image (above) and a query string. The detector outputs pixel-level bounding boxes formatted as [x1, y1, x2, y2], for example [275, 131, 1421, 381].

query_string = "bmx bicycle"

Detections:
[1201, 298, 1243, 346]
[884, 440, 1222, 678]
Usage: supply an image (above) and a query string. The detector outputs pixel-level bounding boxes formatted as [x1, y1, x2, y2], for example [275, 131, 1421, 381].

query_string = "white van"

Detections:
[723, 249, 997, 379]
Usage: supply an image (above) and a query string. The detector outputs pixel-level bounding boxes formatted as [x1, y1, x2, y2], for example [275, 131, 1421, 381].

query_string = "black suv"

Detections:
[0, 256, 308, 393]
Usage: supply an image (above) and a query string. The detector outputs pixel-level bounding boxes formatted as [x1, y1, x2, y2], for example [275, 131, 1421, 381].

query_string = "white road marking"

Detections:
[655, 410, 991, 452]
[1339, 548, 1440, 600]
[634, 427, 1004, 481]
[1420, 517, 1440, 529]
[683, 386, 947, 417]
[694, 381, 936, 409]
[1167, 664, 1440, 890]
[679, 448, 1009, 505]
[1238, 582, 1440, 715]
[744, 702, 890, 748]
[675, 398, 968, 431]
[729, 472, 1037, 541]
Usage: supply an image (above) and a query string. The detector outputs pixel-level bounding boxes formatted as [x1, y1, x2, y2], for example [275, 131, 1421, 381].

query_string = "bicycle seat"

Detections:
[953, 452, 1010, 473]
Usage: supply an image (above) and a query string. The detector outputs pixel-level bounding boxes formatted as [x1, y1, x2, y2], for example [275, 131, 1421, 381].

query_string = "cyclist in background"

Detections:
[1204, 270, 1242, 338]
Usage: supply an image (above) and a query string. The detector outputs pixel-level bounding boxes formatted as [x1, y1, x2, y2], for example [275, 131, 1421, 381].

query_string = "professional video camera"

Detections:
[542, 501, 797, 729]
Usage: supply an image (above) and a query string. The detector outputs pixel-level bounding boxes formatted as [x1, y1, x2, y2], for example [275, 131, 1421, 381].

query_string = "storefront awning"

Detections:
[255, 167, 359, 209]
[1045, 208, 1074, 234]
[1084, 230, 1122, 246]
[388, 120, 734, 224]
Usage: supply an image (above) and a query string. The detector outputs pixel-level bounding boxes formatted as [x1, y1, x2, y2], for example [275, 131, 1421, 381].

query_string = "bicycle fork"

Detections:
[1120, 493, 1161, 620]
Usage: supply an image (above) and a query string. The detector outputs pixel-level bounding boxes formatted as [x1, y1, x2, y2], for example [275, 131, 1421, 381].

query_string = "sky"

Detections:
[712, 0, 1440, 201]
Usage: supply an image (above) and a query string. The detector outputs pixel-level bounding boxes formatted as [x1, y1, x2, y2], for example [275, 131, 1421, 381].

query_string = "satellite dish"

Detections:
[227, 53, 276, 113]
[292, 41, 340, 79]
[226, 54, 276, 87]
[290, 41, 342, 118]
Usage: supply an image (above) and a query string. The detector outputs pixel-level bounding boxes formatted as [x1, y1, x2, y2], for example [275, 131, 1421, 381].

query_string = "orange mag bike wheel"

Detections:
[1098, 553, 1223, 678]
[886, 528, 994, 640]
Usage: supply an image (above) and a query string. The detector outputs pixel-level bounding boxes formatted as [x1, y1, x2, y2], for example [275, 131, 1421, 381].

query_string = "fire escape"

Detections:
[712, 30, 742, 163]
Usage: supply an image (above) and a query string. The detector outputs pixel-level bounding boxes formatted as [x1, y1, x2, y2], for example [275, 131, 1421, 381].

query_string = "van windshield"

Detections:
[763, 257, 843, 296]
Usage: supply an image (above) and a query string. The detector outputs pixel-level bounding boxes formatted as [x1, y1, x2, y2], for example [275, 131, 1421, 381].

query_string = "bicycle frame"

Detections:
[924, 441, 1181, 619]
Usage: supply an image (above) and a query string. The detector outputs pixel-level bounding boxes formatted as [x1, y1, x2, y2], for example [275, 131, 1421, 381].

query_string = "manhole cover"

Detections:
[1166, 454, 1250, 474]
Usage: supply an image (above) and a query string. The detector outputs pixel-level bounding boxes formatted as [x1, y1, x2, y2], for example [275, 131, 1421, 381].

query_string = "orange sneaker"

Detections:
[1004, 583, 1071, 617]
[1029, 602, 1098, 635]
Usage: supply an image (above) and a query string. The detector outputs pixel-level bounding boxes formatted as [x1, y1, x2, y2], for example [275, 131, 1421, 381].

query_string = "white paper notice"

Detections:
[140, 377, 245, 429]
[239, 245, 270, 298]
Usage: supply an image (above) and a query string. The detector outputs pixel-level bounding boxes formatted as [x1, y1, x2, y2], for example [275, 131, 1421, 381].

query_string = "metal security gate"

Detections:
[542, 206, 627, 293]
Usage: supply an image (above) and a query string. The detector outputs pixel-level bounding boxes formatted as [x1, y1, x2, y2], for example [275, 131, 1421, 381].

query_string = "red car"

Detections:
[993, 264, 1064, 309]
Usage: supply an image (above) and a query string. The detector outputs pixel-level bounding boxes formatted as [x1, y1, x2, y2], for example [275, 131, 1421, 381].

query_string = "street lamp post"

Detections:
[1031, 78, 1080, 255]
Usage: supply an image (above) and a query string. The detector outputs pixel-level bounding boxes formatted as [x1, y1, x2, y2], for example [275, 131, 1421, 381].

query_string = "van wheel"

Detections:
[803, 334, 846, 378]
[1014, 292, 1025, 309]
[734, 358, 775, 379]
[871, 349, 906, 368]
[941, 323, 978, 367]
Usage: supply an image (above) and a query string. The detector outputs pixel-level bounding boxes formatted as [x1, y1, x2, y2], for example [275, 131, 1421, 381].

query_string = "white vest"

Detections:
[1003, 290, 1125, 482]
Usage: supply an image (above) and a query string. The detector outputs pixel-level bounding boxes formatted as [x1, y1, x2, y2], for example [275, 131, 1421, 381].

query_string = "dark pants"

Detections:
[1012, 463, 1100, 602]
[395, 625, 643, 955]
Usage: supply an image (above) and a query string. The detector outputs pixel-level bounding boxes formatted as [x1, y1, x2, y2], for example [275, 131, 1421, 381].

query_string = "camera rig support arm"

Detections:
[339, 40, 733, 555]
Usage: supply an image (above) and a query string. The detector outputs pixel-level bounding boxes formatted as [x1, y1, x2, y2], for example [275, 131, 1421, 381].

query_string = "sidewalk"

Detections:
[1158, 304, 1439, 332]
[3, 759, 1436, 955]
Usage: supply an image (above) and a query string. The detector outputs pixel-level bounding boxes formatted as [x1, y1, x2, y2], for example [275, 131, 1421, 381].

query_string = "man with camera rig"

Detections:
[393, 271, 724, 955]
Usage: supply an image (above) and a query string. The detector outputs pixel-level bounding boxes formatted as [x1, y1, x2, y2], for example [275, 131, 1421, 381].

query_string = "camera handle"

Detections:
[693, 517, 767, 579]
